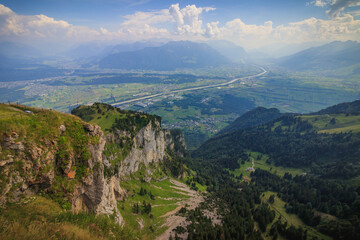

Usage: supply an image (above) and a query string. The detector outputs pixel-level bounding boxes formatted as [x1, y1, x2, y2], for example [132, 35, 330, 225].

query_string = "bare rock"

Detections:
[59, 124, 66, 133]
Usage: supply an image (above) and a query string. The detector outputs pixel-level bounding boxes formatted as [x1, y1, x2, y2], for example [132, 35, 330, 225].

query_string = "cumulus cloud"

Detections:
[218, 14, 360, 48]
[0, 4, 99, 42]
[309, 0, 360, 18]
[327, 0, 360, 18]
[0, 3, 359, 50]
[169, 3, 215, 35]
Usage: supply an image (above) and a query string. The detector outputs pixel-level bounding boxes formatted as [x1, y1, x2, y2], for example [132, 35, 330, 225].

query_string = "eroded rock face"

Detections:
[118, 121, 166, 176]
[72, 132, 125, 225]
[0, 117, 185, 226]
[104, 120, 186, 178]
[72, 120, 185, 224]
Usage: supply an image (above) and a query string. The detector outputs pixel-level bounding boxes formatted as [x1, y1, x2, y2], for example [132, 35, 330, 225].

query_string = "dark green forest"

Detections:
[180, 100, 360, 240]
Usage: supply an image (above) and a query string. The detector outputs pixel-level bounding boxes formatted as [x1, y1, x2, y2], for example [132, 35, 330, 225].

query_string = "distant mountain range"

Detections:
[278, 40, 360, 71]
[0, 42, 42, 59]
[99, 41, 230, 70]
[207, 40, 248, 63]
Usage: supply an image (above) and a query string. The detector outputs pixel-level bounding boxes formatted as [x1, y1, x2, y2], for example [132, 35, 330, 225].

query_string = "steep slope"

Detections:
[218, 107, 283, 135]
[71, 103, 186, 177]
[0, 103, 123, 224]
[99, 41, 230, 70]
[278, 40, 360, 71]
[0, 103, 187, 239]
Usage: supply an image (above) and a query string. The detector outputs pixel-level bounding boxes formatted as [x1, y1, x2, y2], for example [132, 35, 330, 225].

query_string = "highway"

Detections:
[111, 66, 267, 106]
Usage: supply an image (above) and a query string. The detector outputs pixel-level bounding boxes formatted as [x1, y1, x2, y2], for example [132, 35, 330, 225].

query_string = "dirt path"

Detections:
[156, 179, 204, 240]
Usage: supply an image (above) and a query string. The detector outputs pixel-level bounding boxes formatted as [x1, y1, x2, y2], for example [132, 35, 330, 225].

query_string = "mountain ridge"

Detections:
[99, 41, 230, 70]
[277, 40, 360, 71]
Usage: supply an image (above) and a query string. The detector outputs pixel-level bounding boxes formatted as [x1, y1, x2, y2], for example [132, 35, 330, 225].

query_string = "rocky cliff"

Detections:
[0, 103, 185, 225]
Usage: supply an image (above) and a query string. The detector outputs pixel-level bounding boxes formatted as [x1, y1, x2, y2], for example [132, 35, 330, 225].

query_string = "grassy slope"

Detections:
[299, 114, 360, 134]
[0, 196, 134, 240]
[117, 162, 207, 239]
[119, 174, 189, 239]
[260, 192, 331, 240]
[229, 152, 305, 180]
[71, 103, 160, 135]
[0, 103, 84, 143]
[0, 103, 101, 206]
[74, 104, 127, 132]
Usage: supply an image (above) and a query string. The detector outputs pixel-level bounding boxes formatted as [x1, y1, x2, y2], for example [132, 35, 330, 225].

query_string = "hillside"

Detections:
[2, 101, 360, 240]
[313, 99, 360, 115]
[99, 41, 230, 70]
[189, 100, 360, 240]
[194, 101, 360, 170]
[278, 40, 360, 71]
[218, 107, 283, 135]
[0, 103, 202, 240]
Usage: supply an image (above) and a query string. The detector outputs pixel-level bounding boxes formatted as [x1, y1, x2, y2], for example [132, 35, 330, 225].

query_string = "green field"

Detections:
[299, 114, 360, 133]
[229, 152, 306, 180]
[260, 191, 332, 240]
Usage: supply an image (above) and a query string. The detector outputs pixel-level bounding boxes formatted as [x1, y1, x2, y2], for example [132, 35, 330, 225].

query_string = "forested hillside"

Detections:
[187, 101, 360, 240]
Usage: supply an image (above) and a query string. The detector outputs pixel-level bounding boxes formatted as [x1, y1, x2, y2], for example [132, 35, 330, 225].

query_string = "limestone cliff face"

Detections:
[0, 111, 185, 225]
[71, 124, 126, 224]
[113, 120, 181, 177]
[73, 119, 185, 224]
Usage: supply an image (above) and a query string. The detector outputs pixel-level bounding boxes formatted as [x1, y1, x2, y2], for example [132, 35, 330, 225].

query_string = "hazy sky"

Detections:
[0, 0, 359, 50]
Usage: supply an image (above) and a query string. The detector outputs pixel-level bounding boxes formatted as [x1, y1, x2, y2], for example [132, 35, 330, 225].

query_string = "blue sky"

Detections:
[0, 0, 359, 50]
[0, 0, 330, 27]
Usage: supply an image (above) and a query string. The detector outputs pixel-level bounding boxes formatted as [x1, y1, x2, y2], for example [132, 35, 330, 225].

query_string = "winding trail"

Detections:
[156, 179, 204, 240]
[111, 66, 267, 106]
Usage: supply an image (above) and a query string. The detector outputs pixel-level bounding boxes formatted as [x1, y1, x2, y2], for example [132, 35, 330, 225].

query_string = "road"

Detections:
[111, 66, 267, 106]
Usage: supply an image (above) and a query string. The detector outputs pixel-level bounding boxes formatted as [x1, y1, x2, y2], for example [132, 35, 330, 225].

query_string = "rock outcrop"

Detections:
[115, 120, 181, 177]
[0, 104, 186, 225]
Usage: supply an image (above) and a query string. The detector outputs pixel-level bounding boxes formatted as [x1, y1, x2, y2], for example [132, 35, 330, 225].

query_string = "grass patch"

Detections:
[0, 196, 134, 240]
[119, 176, 190, 239]
[299, 114, 360, 134]
[229, 151, 305, 180]
[260, 191, 332, 240]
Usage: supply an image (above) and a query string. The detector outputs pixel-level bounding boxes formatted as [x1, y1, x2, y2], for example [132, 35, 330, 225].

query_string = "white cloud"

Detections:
[169, 3, 215, 35]
[0, 4, 99, 42]
[0, 3, 359, 50]
[309, 0, 360, 18]
[308, 0, 332, 7]
[219, 14, 360, 49]
[122, 9, 171, 27]
[327, 0, 360, 18]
